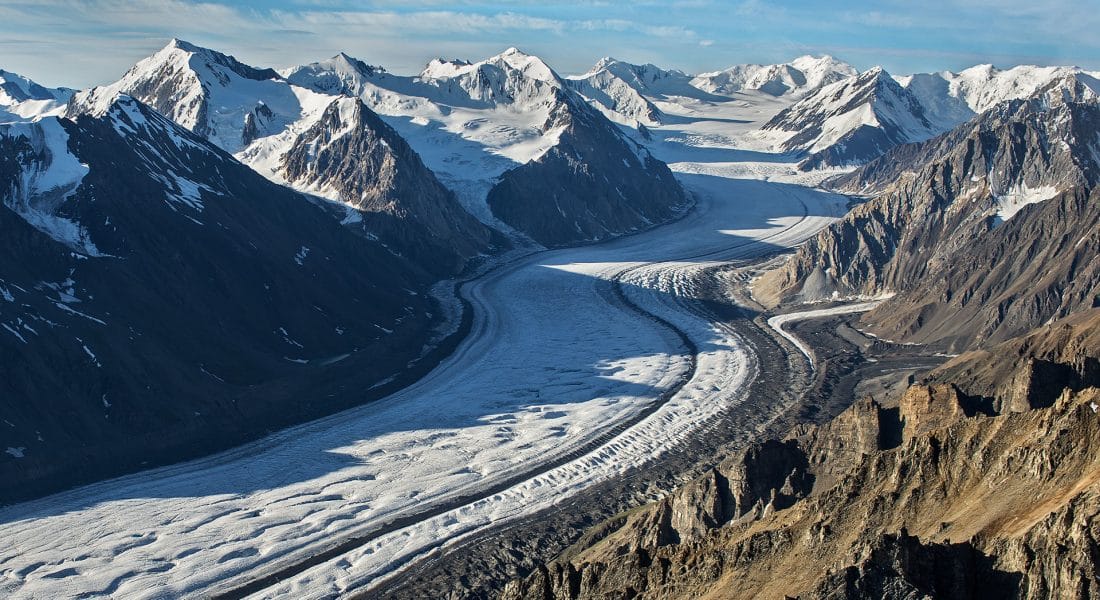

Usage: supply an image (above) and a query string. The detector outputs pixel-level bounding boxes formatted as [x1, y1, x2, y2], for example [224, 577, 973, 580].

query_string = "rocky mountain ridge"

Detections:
[0, 68, 71, 121]
[899, 63, 1100, 128]
[566, 53, 1100, 173]
[566, 55, 856, 127]
[251, 95, 497, 272]
[286, 46, 689, 246]
[754, 95, 1100, 350]
[69, 39, 498, 273]
[692, 55, 857, 98]
[565, 58, 677, 126]
[760, 67, 941, 169]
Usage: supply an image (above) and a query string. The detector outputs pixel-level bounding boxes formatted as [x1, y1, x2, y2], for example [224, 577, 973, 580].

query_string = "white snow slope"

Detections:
[71, 39, 304, 155]
[0, 91, 850, 599]
[0, 69, 71, 123]
[899, 64, 1100, 129]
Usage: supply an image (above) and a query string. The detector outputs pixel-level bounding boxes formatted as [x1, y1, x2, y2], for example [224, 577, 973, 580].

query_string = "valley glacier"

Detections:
[0, 76, 850, 599]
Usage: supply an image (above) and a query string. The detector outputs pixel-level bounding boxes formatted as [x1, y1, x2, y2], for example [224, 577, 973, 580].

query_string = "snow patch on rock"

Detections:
[1, 118, 99, 255]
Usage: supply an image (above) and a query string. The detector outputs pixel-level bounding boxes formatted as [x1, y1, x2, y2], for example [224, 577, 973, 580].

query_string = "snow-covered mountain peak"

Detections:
[491, 47, 558, 83]
[419, 48, 562, 89]
[70, 39, 303, 153]
[951, 64, 1100, 112]
[419, 57, 473, 80]
[0, 69, 70, 104]
[564, 59, 668, 125]
[564, 58, 698, 125]
[958, 63, 998, 80]
[286, 49, 574, 180]
[279, 52, 386, 97]
[691, 56, 856, 98]
[588, 59, 688, 86]
[589, 56, 619, 74]
[141, 38, 280, 84]
[1030, 73, 1100, 108]
[410, 49, 568, 111]
[846, 67, 918, 102]
[789, 54, 843, 68]
[807, 65, 926, 128]
[329, 52, 382, 76]
[761, 62, 940, 169]
[788, 54, 857, 85]
[166, 37, 194, 51]
[848, 66, 897, 92]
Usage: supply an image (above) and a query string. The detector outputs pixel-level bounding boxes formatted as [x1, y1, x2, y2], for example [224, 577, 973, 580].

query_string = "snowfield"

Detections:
[0, 86, 849, 599]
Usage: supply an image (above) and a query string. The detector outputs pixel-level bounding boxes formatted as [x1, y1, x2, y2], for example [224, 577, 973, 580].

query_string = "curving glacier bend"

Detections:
[0, 93, 849, 599]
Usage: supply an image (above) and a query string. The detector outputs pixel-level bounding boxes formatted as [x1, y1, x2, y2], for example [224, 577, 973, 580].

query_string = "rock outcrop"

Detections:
[503, 312, 1100, 600]
[926, 308, 1100, 412]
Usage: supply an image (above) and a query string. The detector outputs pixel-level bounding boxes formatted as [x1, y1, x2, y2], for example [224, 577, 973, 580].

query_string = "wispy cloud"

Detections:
[0, 0, 1095, 89]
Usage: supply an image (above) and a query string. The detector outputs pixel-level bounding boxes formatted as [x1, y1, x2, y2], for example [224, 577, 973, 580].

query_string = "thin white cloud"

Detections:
[574, 18, 696, 39]
[0, 0, 1096, 89]
[0, 0, 707, 87]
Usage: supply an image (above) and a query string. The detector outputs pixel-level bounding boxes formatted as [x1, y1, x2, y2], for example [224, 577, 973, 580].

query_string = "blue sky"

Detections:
[1, 0, 1097, 88]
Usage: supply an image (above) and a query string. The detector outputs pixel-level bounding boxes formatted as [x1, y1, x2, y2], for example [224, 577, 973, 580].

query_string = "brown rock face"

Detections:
[897, 384, 968, 442]
[502, 313, 1100, 600]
